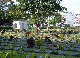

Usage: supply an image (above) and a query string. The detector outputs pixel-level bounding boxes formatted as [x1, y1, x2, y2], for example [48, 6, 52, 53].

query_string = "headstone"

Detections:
[45, 50, 53, 54]
[63, 47, 69, 51]
[4, 47, 9, 50]
[15, 44, 21, 47]
[14, 47, 19, 51]
[58, 51, 65, 55]
[34, 50, 40, 53]
[24, 48, 30, 52]
[71, 52, 79, 57]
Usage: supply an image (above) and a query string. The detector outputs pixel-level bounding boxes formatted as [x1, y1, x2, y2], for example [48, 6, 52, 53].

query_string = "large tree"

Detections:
[53, 12, 65, 25]
[0, 0, 66, 26]
[17, 0, 66, 28]
[18, 0, 65, 19]
[0, 0, 14, 25]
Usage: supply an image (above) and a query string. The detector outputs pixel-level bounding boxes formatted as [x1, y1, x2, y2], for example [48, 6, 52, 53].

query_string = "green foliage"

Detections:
[20, 53, 26, 58]
[30, 53, 37, 58]
[18, 0, 65, 19]
[76, 38, 80, 43]
[0, 52, 7, 58]
[13, 0, 66, 25]
[35, 39, 44, 46]
[52, 51, 58, 55]
[5, 51, 20, 58]
[0, 0, 66, 27]
[0, 26, 13, 30]
[6, 52, 13, 58]
[0, 11, 13, 25]
[30, 48, 34, 52]
[45, 54, 50, 58]
[12, 51, 17, 55]
[40, 46, 45, 53]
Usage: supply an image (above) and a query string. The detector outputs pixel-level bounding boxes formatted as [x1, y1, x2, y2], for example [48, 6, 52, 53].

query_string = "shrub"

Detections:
[35, 39, 44, 46]
[6, 52, 13, 58]
[76, 38, 80, 43]
[0, 26, 13, 30]
[51, 51, 58, 55]
[40, 46, 45, 53]
[20, 53, 26, 58]
[30, 53, 37, 58]
[45, 54, 50, 58]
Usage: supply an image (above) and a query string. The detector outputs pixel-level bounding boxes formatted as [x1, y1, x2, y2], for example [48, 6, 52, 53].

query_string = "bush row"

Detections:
[0, 26, 13, 30]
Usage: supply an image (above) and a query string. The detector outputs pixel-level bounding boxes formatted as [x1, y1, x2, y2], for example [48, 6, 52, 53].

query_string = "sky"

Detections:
[60, 0, 80, 14]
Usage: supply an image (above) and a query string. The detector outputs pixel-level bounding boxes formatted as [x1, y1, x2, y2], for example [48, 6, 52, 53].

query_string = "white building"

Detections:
[13, 21, 28, 30]
[73, 14, 80, 27]
[60, 12, 75, 27]
[66, 12, 75, 26]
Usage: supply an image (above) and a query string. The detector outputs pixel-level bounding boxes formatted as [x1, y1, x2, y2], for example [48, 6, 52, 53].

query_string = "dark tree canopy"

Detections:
[17, 0, 66, 27]
[18, 0, 66, 19]
[0, 0, 16, 25]
[0, 10, 13, 25]
[0, 0, 66, 26]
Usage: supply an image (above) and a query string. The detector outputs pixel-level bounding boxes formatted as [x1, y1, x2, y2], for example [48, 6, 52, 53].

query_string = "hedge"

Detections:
[0, 26, 13, 30]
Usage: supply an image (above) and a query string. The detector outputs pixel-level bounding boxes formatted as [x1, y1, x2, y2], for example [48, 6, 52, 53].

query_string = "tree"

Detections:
[0, 0, 14, 26]
[53, 12, 66, 26]
[0, 0, 66, 27]
[19, 0, 65, 18]
[0, 10, 13, 25]
[17, 0, 66, 27]
[7, 0, 66, 33]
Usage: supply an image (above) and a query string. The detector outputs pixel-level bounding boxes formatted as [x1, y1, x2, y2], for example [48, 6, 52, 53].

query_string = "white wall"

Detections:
[13, 21, 28, 30]
[60, 12, 75, 27]
[66, 12, 75, 26]
[60, 12, 80, 27]
[13, 21, 20, 29]
[19, 21, 28, 30]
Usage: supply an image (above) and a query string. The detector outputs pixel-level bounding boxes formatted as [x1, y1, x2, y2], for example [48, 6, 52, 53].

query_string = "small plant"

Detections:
[6, 52, 13, 58]
[45, 36, 52, 44]
[51, 51, 58, 55]
[40, 46, 45, 53]
[1, 52, 7, 58]
[76, 38, 80, 43]
[30, 48, 34, 52]
[45, 54, 50, 58]
[20, 53, 26, 58]
[35, 39, 44, 46]
[30, 53, 37, 58]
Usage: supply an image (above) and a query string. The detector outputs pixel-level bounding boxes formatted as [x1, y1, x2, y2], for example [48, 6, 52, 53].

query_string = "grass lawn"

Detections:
[0, 51, 79, 58]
